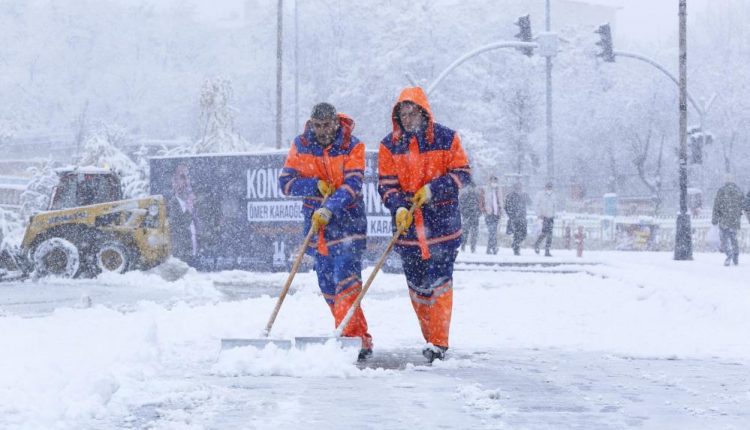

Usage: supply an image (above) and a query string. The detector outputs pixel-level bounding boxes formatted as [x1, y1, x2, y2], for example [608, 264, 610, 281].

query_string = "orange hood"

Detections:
[391, 87, 434, 145]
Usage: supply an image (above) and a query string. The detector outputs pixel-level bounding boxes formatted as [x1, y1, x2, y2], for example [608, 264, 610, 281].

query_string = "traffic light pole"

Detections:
[613, 51, 704, 121]
[423, 41, 539, 96]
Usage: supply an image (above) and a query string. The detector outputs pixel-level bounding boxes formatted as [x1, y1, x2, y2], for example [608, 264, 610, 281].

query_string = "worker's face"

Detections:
[311, 117, 338, 147]
[398, 103, 425, 133]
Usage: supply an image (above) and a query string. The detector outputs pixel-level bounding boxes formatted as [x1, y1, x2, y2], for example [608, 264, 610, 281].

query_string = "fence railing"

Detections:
[469, 213, 749, 253]
[550, 213, 749, 252]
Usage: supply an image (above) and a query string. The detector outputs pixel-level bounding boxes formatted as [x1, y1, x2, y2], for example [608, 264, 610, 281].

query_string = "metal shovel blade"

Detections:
[220, 338, 293, 350]
[293, 336, 362, 350]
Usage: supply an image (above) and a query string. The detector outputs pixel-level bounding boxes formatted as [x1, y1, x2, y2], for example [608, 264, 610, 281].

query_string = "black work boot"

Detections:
[545, 250, 552, 257]
[357, 348, 373, 362]
[422, 345, 448, 363]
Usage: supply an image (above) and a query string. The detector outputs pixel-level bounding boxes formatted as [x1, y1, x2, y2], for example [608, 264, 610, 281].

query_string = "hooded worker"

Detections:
[377, 87, 472, 362]
[278, 102, 373, 361]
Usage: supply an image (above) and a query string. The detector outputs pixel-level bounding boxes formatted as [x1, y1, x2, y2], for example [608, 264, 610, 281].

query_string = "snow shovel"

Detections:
[295, 204, 418, 350]
[221, 197, 329, 351]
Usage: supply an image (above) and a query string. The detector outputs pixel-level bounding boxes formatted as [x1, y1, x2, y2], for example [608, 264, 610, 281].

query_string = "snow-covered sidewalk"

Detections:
[0, 250, 748, 429]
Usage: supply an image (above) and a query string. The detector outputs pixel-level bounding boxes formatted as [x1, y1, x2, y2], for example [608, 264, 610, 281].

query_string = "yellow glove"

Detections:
[411, 184, 432, 207]
[395, 207, 413, 232]
[317, 180, 334, 197]
[312, 208, 332, 232]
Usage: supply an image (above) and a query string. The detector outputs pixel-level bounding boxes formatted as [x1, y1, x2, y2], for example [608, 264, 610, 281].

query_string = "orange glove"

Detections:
[411, 184, 432, 207]
[312, 208, 332, 232]
[395, 207, 413, 232]
[318, 180, 334, 198]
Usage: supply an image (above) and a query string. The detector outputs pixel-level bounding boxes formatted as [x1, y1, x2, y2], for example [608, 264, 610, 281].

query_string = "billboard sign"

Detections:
[149, 151, 398, 272]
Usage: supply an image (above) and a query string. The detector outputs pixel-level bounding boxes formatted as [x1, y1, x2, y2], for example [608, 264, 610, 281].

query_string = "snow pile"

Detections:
[212, 341, 363, 378]
[0, 306, 162, 429]
[455, 384, 507, 420]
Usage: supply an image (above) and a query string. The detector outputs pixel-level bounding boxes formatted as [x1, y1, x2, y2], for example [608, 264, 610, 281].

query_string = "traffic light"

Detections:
[595, 23, 615, 62]
[688, 127, 712, 165]
[689, 135, 703, 164]
[514, 15, 533, 57]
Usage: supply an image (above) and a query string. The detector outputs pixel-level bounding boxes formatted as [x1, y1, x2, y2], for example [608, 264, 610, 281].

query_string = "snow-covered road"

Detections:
[120, 348, 749, 430]
[1, 250, 748, 429]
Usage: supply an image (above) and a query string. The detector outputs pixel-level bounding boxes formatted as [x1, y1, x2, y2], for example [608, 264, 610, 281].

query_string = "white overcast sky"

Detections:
[594, 0, 713, 46]
[133, 0, 715, 45]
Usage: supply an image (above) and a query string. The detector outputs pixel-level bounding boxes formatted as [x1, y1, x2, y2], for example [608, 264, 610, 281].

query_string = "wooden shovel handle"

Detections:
[263, 196, 329, 336]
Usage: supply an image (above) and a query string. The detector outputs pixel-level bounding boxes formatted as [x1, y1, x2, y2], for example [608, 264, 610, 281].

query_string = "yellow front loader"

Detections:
[0, 167, 170, 279]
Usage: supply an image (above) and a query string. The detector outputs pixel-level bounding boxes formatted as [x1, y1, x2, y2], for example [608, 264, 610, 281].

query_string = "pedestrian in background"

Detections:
[459, 182, 481, 253]
[711, 175, 744, 266]
[534, 182, 557, 257]
[504, 182, 530, 256]
[480, 175, 503, 255]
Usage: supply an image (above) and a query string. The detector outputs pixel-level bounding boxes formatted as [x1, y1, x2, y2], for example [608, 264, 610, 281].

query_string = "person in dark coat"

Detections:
[459, 183, 481, 253]
[480, 175, 503, 255]
[167, 163, 199, 266]
[712, 175, 745, 266]
[504, 182, 530, 256]
[533, 182, 557, 257]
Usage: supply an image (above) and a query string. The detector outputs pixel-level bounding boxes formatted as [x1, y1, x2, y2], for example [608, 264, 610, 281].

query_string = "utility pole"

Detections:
[294, 0, 299, 133]
[545, 0, 554, 183]
[674, 0, 692, 260]
[275, 0, 283, 149]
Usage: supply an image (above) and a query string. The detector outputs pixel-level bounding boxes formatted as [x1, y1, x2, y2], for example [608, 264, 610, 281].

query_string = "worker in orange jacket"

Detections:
[279, 103, 372, 361]
[378, 87, 472, 362]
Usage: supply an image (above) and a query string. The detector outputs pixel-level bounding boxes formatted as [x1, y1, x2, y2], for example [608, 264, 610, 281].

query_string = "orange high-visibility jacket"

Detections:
[279, 114, 367, 256]
[378, 87, 472, 259]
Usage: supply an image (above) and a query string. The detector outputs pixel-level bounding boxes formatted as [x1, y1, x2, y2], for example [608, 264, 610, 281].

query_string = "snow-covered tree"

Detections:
[460, 129, 505, 182]
[192, 77, 249, 154]
[0, 206, 23, 249]
[20, 160, 60, 221]
[77, 124, 148, 199]
[504, 86, 540, 176]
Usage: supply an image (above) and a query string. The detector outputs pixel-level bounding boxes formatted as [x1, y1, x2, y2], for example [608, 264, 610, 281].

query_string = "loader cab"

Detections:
[49, 168, 123, 210]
